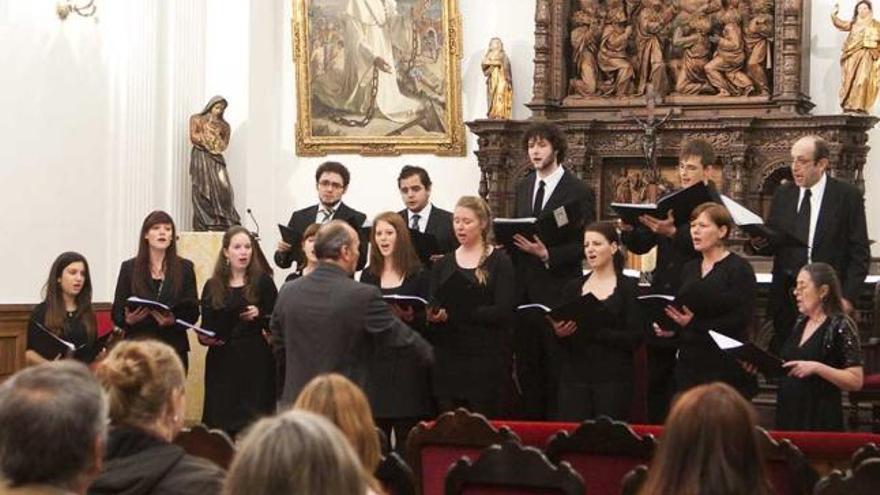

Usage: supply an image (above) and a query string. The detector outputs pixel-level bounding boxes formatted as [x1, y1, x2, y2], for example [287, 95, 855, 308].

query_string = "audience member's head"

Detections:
[796, 262, 848, 318]
[398, 165, 433, 213]
[293, 373, 381, 474]
[314, 220, 360, 274]
[640, 382, 769, 495]
[689, 202, 733, 253]
[224, 410, 368, 495]
[0, 361, 107, 494]
[315, 161, 350, 207]
[678, 138, 717, 188]
[95, 340, 186, 442]
[368, 211, 421, 279]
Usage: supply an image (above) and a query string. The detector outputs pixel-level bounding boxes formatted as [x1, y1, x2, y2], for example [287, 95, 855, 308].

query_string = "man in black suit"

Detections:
[619, 138, 720, 423]
[397, 165, 457, 263]
[511, 121, 596, 419]
[750, 135, 870, 353]
[271, 220, 434, 406]
[275, 161, 369, 271]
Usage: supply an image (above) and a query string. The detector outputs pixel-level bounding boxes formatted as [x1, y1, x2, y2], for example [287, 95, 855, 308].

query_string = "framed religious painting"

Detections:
[292, 0, 465, 156]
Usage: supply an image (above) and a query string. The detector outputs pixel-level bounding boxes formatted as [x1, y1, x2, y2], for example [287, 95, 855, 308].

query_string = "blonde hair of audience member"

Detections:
[94, 340, 186, 441]
[293, 374, 382, 480]
[367, 211, 422, 281]
[454, 195, 493, 285]
[224, 410, 369, 495]
[639, 382, 770, 495]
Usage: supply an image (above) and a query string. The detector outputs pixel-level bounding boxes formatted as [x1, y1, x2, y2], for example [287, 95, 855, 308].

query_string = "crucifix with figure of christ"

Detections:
[619, 85, 678, 203]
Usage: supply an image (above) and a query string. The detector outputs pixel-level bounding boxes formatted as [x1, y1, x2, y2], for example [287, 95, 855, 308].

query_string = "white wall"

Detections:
[0, 0, 876, 304]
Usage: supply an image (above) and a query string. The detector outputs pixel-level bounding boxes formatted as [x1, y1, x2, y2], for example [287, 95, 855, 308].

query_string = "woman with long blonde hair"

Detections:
[293, 373, 383, 492]
[427, 196, 516, 417]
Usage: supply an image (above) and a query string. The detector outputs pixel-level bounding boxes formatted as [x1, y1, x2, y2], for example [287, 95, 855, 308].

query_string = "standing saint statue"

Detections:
[482, 37, 513, 119]
[832, 1, 880, 113]
[189, 96, 241, 232]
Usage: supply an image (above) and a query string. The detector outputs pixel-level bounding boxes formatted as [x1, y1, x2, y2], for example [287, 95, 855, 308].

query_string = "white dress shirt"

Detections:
[406, 202, 433, 233]
[531, 164, 565, 213]
[314, 201, 342, 224]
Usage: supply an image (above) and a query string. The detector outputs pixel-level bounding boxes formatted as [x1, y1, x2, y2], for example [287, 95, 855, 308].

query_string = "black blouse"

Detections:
[27, 302, 98, 362]
[111, 258, 200, 354]
[777, 314, 863, 431]
[555, 272, 644, 383]
[200, 273, 278, 341]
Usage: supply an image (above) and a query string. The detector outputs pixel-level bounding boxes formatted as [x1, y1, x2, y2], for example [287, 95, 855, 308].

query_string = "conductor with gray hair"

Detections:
[0, 361, 107, 495]
[271, 219, 434, 405]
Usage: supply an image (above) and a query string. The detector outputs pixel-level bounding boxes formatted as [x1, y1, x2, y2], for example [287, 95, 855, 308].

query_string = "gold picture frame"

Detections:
[292, 0, 465, 156]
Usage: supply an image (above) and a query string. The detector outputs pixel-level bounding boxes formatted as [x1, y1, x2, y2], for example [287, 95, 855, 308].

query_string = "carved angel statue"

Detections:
[190, 96, 241, 231]
[832, 1, 880, 113]
[744, 1, 774, 96]
[569, 0, 605, 96]
[598, 7, 635, 96]
[482, 37, 513, 119]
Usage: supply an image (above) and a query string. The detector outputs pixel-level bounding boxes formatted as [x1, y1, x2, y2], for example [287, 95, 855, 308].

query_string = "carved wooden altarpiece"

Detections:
[466, 0, 877, 225]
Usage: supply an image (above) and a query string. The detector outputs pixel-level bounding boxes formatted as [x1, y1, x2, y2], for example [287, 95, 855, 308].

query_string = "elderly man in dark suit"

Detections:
[510, 121, 596, 419]
[275, 161, 369, 271]
[271, 220, 434, 406]
[397, 165, 457, 264]
[751, 135, 870, 353]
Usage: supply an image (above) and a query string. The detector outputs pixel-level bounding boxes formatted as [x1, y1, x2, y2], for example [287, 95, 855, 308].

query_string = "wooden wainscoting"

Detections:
[0, 304, 32, 382]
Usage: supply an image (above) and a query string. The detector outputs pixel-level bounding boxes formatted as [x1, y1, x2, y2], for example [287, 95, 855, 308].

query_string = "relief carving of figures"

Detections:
[569, 0, 605, 96]
[705, 14, 754, 96]
[744, 0, 774, 95]
[482, 37, 514, 119]
[832, 1, 880, 113]
[672, 15, 714, 94]
[635, 0, 675, 95]
[189, 96, 241, 232]
[598, 7, 636, 95]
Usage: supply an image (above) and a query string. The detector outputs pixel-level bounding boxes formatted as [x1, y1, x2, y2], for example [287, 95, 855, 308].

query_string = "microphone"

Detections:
[246, 208, 261, 240]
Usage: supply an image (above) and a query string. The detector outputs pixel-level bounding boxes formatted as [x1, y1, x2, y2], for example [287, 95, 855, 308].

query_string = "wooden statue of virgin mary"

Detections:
[189, 96, 241, 231]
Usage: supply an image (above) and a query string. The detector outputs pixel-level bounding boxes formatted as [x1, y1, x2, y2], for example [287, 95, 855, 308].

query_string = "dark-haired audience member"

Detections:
[271, 220, 433, 406]
[111, 210, 199, 370]
[90, 340, 224, 495]
[223, 410, 372, 495]
[749, 135, 869, 354]
[26, 252, 102, 365]
[293, 374, 383, 493]
[283, 223, 320, 282]
[512, 121, 596, 419]
[776, 262, 864, 431]
[639, 382, 771, 495]
[620, 138, 720, 423]
[397, 165, 457, 262]
[0, 361, 107, 495]
[428, 196, 516, 418]
[361, 211, 434, 450]
[199, 226, 278, 438]
[275, 161, 369, 271]
[547, 222, 644, 421]
[656, 203, 758, 399]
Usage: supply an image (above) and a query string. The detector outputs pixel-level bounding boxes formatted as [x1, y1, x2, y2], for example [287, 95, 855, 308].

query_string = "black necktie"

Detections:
[411, 214, 421, 231]
[533, 180, 546, 216]
[795, 189, 811, 261]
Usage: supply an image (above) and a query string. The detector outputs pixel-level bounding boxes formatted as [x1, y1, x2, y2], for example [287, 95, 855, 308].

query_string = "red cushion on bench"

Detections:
[558, 452, 646, 495]
[862, 374, 880, 389]
[422, 445, 485, 495]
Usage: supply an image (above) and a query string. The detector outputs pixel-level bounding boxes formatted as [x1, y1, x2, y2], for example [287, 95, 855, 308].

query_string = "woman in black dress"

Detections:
[547, 222, 643, 421]
[111, 210, 199, 370]
[284, 223, 320, 282]
[199, 226, 278, 437]
[26, 252, 102, 365]
[776, 262, 864, 431]
[360, 211, 433, 450]
[427, 196, 515, 418]
[658, 202, 758, 399]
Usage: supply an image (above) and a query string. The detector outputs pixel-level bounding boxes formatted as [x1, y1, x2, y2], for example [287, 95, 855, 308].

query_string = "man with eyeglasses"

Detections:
[275, 161, 369, 271]
[749, 135, 869, 354]
[619, 138, 721, 423]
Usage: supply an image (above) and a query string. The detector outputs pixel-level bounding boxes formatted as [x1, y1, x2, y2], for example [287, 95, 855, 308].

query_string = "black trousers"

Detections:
[550, 381, 633, 422]
[646, 346, 677, 424]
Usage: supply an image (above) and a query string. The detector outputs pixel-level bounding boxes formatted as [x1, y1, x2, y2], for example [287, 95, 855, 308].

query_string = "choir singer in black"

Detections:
[547, 222, 644, 421]
[656, 203, 758, 399]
